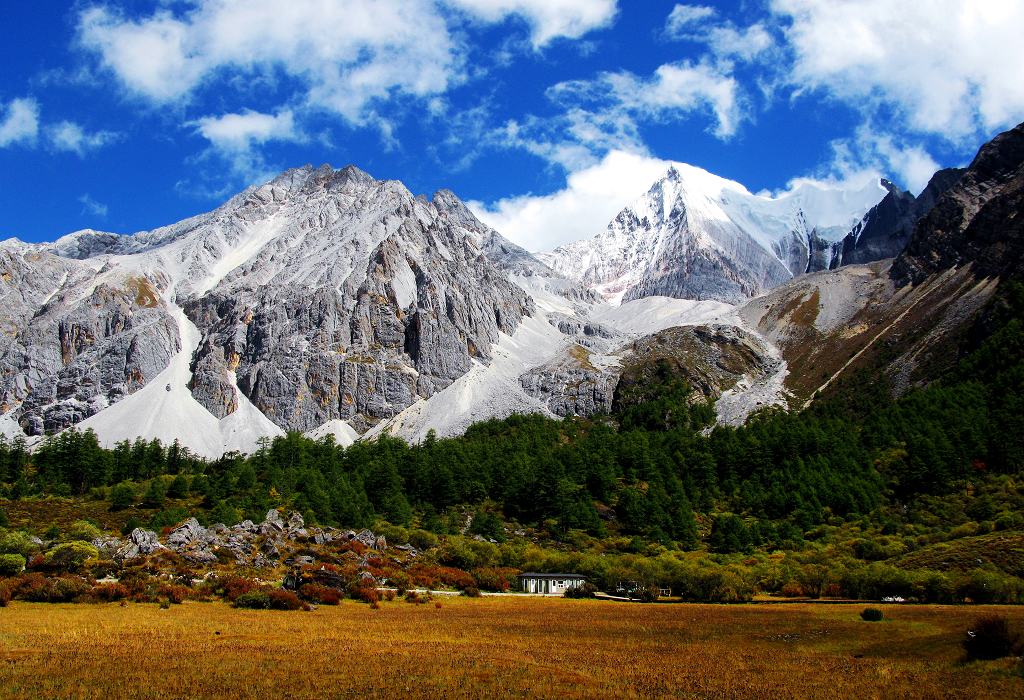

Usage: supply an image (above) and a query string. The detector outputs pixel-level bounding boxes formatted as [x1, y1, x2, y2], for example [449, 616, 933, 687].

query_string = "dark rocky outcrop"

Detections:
[893, 122, 1024, 285]
[835, 169, 964, 269]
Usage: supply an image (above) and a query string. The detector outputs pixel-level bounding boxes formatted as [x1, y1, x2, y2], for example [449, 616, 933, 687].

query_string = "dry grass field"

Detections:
[0, 598, 1021, 699]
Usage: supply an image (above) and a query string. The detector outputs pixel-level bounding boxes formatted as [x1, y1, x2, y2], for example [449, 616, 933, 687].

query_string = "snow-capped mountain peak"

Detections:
[540, 164, 887, 305]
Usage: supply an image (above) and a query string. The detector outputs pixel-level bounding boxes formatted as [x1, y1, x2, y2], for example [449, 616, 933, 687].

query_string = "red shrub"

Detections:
[221, 576, 259, 602]
[0, 581, 11, 607]
[91, 583, 130, 602]
[266, 589, 303, 611]
[160, 584, 191, 604]
[348, 579, 380, 604]
[299, 583, 341, 605]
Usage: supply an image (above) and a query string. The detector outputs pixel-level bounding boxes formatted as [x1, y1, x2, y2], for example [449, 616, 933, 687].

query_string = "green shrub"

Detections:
[45, 541, 99, 572]
[142, 479, 167, 508]
[234, 589, 303, 610]
[109, 483, 136, 511]
[564, 582, 598, 599]
[234, 591, 271, 609]
[65, 520, 101, 543]
[964, 615, 1020, 660]
[408, 529, 438, 551]
[0, 553, 26, 577]
[166, 474, 190, 499]
[861, 608, 884, 622]
[0, 530, 38, 558]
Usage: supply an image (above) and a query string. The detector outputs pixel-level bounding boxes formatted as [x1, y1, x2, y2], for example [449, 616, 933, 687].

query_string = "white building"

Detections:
[518, 572, 588, 594]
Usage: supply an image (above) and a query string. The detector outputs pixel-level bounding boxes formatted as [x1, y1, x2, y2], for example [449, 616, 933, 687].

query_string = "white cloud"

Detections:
[190, 109, 305, 184]
[0, 99, 116, 157]
[78, 194, 109, 218]
[469, 150, 672, 251]
[665, 6, 774, 64]
[549, 59, 742, 142]
[78, 0, 616, 128]
[78, 1, 460, 124]
[193, 109, 300, 151]
[447, 0, 617, 46]
[772, 0, 1024, 140]
[821, 126, 942, 196]
[47, 121, 119, 156]
[665, 4, 716, 35]
[0, 98, 40, 147]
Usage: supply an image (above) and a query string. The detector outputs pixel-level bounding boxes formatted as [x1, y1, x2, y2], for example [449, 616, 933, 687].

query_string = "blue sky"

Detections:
[2, 1, 1022, 250]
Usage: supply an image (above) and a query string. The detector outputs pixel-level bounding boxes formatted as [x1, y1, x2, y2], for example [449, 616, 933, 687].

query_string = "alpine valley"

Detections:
[0, 122, 1021, 463]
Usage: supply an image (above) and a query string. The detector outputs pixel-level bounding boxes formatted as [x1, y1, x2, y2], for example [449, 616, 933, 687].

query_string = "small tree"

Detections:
[167, 474, 190, 499]
[110, 483, 136, 511]
[142, 479, 167, 508]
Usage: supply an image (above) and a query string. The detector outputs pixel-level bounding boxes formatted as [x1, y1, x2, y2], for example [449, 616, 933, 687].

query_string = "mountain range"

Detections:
[2, 121, 1022, 458]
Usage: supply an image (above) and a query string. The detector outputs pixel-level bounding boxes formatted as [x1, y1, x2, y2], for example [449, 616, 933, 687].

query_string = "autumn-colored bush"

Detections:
[15, 574, 92, 603]
[348, 578, 380, 605]
[461, 586, 481, 598]
[266, 589, 303, 611]
[90, 582, 130, 602]
[221, 576, 259, 602]
[0, 580, 11, 607]
[405, 591, 431, 605]
[563, 582, 598, 599]
[408, 564, 474, 591]
[472, 567, 518, 592]
[160, 584, 191, 604]
[780, 582, 805, 598]
[299, 583, 341, 605]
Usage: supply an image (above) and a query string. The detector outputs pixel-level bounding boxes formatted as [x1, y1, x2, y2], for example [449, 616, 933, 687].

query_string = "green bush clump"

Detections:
[234, 591, 271, 609]
[861, 608, 884, 622]
[963, 615, 1020, 660]
[45, 542, 99, 572]
[234, 588, 303, 611]
[563, 582, 598, 599]
[0, 530, 39, 558]
[64, 520, 101, 543]
[0, 553, 26, 577]
[109, 483, 136, 511]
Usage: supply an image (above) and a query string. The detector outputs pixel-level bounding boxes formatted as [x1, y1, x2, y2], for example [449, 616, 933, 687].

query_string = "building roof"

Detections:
[517, 572, 587, 579]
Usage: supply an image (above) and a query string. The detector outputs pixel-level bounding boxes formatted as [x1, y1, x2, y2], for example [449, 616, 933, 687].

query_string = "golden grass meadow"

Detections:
[0, 598, 1022, 699]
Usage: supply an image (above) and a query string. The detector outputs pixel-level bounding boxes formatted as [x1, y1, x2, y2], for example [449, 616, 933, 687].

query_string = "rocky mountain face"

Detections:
[5, 123, 1019, 456]
[834, 169, 964, 268]
[743, 121, 1024, 405]
[540, 165, 887, 305]
[0, 165, 534, 447]
[893, 122, 1024, 286]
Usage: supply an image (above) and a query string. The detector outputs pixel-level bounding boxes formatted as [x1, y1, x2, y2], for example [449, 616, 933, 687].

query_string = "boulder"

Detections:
[115, 528, 165, 562]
